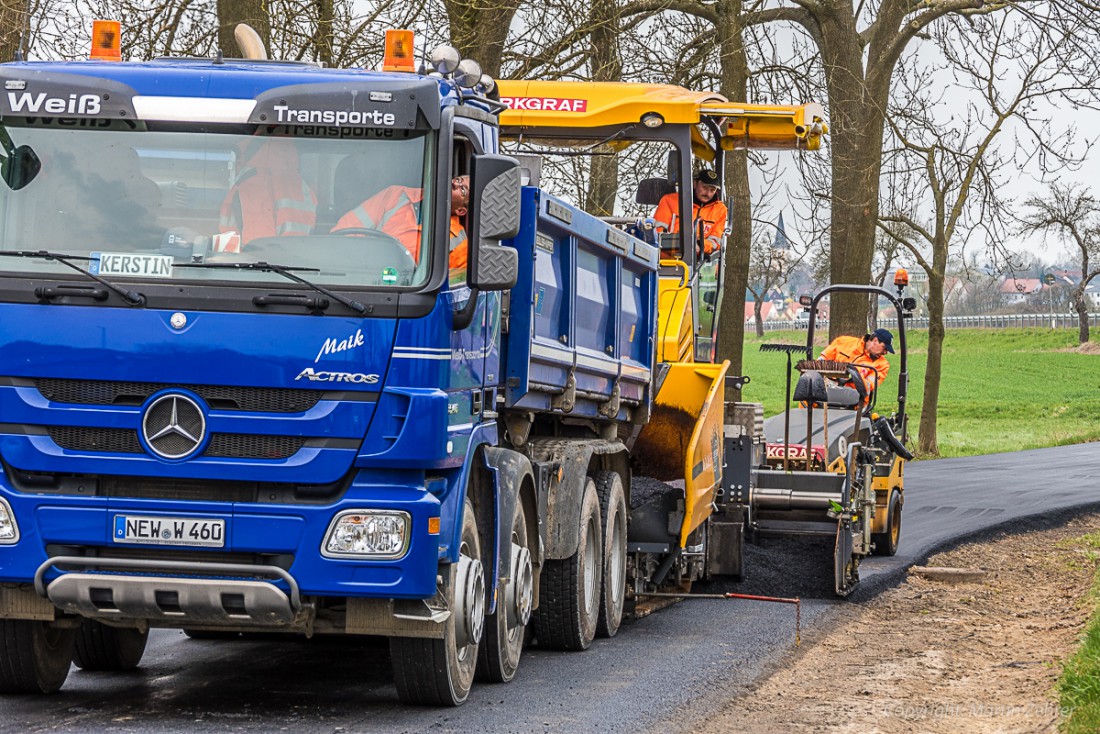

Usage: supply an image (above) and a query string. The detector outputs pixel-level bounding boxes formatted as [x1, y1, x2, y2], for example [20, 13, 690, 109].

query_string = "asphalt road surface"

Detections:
[2, 443, 1096, 734]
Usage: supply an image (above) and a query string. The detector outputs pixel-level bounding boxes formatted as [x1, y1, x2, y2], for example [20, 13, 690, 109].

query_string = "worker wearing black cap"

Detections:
[819, 328, 894, 404]
[652, 168, 728, 258]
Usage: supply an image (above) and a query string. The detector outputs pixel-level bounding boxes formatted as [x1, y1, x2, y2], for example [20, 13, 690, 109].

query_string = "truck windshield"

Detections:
[0, 121, 435, 289]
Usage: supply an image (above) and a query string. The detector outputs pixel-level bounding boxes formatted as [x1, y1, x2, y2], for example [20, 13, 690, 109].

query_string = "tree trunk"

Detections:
[218, 0, 271, 58]
[714, 0, 751, 388]
[1077, 248, 1092, 344]
[0, 0, 28, 63]
[817, 15, 890, 340]
[442, 0, 522, 77]
[584, 0, 622, 216]
[1074, 284, 1090, 344]
[918, 276, 945, 456]
[754, 300, 764, 337]
[311, 0, 334, 67]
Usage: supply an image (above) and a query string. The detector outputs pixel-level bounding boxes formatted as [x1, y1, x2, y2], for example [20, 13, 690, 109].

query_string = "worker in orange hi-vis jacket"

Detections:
[652, 168, 728, 257]
[332, 175, 469, 268]
[820, 328, 894, 402]
[217, 138, 317, 252]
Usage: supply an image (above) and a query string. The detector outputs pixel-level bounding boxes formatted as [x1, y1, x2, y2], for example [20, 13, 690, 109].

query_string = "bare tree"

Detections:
[442, 0, 524, 76]
[746, 216, 805, 336]
[708, 0, 1100, 339]
[877, 11, 1090, 455]
[712, 0, 753, 382]
[1021, 184, 1100, 344]
[1, 0, 29, 62]
[310, 0, 334, 65]
[26, 0, 217, 60]
[619, 0, 758, 379]
[585, 0, 624, 217]
[217, 0, 269, 56]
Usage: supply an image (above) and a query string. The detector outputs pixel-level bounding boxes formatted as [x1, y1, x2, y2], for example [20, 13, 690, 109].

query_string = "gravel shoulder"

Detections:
[683, 512, 1100, 734]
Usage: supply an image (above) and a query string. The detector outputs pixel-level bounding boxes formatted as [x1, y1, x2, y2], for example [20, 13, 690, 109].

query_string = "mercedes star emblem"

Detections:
[142, 394, 206, 459]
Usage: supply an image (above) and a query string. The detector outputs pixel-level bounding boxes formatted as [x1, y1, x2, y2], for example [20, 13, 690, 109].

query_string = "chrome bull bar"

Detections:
[35, 556, 302, 625]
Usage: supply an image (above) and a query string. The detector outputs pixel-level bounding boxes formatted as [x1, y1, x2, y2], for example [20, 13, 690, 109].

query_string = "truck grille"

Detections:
[48, 427, 143, 454]
[34, 378, 322, 413]
[9, 470, 348, 503]
[205, 434, 306, 459]
[100, 477, 260, 502]
[47, 427, 306, 459]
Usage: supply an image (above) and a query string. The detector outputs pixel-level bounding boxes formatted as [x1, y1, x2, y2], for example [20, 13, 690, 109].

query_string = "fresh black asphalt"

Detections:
[1, 443, 1096, 733]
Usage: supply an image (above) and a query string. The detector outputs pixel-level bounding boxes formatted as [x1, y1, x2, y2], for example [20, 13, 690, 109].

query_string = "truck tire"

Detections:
[73, 621, 148, 671]
[533, 477, 602, 651]
[391, 499, 483, 706]
[872, 489, 902, 557]
[592, 471, 627, 638]
[477, 498, 532, 683]
[0, 620, 76, 694]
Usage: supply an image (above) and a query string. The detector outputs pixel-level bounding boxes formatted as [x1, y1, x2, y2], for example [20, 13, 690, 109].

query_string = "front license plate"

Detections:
[113, 515, 225, 548]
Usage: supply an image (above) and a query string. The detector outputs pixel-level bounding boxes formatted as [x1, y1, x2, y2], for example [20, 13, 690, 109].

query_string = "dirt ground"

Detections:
[696, 513, 1100, 734]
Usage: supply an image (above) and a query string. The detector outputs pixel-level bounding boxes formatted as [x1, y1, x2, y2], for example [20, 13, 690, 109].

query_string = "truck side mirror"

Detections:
[468, 154, 521, 291]
[1, 145, 41, 191]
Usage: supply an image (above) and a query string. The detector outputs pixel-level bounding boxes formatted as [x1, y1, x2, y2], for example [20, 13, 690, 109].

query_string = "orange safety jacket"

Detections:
[219, 139, 317, 250]
[653, 192, 728, 255]
[334, 187, 467, 268]
[447, 216, 469, 270]
[333, 186, 425, 261]
[819, 335, 890, 402]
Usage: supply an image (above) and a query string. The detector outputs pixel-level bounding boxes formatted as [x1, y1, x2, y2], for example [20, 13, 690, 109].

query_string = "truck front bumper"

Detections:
[0, 474, 447, 621]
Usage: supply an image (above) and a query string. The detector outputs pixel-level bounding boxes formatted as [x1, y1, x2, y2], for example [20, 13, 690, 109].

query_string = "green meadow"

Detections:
[1060, 532, 1100, 734]
[741, 328, 1100, 458]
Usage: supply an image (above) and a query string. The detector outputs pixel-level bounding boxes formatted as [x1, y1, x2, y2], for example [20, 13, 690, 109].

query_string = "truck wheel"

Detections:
[391, 499, 483, 706]
[592, 471, 627, 638]
[73, 621, 148, 671]
[872, 489, 902, 557]
[534, 477, 602, 651]
[0, 620, 76, 693]
[477, 498, 532, 683]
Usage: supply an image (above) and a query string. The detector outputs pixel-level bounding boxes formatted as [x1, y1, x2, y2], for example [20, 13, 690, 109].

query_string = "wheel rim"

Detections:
[454, 551, 485, 651]
[508, 541, 534, 631]
[582, 513, 599, 616]
[890, 501, 901, 547]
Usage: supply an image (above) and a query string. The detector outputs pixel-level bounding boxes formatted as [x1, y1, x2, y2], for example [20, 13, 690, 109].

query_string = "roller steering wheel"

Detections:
[844, 364, 868, 405]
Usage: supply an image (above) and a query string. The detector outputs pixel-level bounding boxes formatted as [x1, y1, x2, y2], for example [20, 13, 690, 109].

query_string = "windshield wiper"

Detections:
[177, 261, 367, 314]
[0, 250, 145, 306]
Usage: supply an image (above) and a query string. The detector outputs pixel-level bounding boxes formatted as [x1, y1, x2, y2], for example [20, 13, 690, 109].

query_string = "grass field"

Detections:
[1060, 532, 1100, 734]
[741, 328, 1100, 459]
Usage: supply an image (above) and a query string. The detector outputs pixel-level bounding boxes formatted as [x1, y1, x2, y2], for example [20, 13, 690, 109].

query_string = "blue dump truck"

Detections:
[0, 28, 830, 704]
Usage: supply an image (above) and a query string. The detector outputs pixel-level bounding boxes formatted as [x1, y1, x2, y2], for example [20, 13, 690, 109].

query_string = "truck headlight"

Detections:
[322, 510, 410, 559]
[0, 499, 19, 543]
